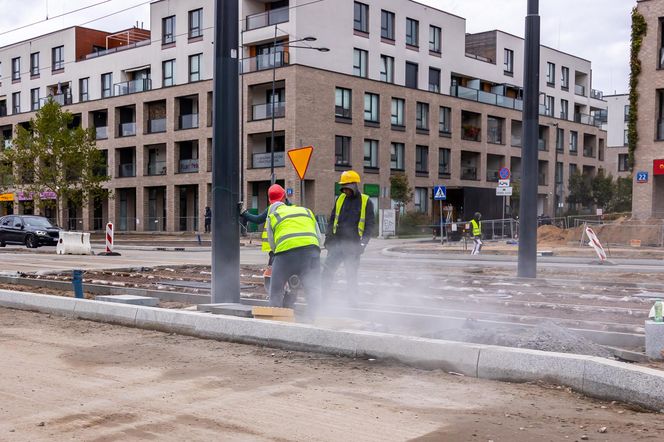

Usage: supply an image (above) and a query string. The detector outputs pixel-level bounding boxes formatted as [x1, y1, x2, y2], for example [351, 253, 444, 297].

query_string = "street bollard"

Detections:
[72, 269, 84, 299]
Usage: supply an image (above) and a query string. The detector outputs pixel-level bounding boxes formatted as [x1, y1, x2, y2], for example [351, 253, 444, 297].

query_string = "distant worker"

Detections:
[322, 170, 375, 303]
[204, 206, 212, 233]
[264, 184, 322, 312]
[470, 212, 483, 255]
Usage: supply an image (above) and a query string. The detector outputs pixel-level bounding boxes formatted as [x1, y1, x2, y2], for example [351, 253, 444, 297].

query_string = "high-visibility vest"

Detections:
[470, 219, 481, 237]
[260, 225, 271, 252]
[332, 193, 369, 237]
[268, 205, 319, 254]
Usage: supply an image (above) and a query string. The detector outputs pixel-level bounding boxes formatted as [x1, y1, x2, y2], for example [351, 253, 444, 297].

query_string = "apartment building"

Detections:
[0, 0, 609, 231]
[633, 0, 664, 219]
[603, 94, 630, 178]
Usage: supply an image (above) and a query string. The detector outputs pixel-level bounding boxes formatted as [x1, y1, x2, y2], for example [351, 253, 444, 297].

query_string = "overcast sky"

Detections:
[0, 0, 633, 95]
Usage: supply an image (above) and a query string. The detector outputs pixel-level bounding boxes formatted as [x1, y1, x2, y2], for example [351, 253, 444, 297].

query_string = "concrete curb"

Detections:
[1, 289, 663, 411]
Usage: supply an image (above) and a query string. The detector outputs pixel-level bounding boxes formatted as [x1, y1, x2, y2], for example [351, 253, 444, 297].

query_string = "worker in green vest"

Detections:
[265, 184, 322, 311]
[470, 212, 483, 255]
[322, 170, 375, 304]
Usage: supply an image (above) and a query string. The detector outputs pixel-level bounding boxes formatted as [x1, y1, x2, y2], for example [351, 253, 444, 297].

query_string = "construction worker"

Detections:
[470, 212, 483, 255]
[264, 184, 322, 312]
[322, 170, 374, 303]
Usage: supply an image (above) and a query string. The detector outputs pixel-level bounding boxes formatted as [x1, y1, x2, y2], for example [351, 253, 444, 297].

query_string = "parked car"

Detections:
[0, 215, 61, 248]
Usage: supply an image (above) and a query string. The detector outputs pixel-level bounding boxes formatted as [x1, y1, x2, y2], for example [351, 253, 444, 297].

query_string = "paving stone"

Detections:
[73, 298, 138, 326]
[645, 320, 664, 360]
[95, 295, 159, 307]
[210, 303, 254, 318]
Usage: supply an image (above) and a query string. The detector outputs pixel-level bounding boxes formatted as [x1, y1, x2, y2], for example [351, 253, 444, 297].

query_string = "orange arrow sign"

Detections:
[287, 146, 313, 180]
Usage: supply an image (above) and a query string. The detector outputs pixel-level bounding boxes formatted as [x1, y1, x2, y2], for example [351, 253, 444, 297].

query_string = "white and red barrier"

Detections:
[105, 222, 114, 254]
[585, 226, 607, 262]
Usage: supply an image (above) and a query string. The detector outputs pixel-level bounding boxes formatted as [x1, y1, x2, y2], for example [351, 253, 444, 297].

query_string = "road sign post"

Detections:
[287, 146, 314, 206]
[497, 177, 510, 239]
[433, 185, 447, 244]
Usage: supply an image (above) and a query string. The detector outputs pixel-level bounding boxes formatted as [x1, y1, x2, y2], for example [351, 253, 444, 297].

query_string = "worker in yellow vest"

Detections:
[265, 184, 322, 311]
[470, 212, 483, 255]
[322, 170, 374, 304]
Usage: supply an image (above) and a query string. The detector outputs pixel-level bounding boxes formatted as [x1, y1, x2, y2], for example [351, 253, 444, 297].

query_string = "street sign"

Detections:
[287, 146, 314, 180]
[636, 171, 649, 183]
[654, 159, 664, 175]
[433, 185, 447, 200]
[498, 179, 510, 188]
[496, 186, 513, 196]
[286, 188, 294, 197]
[499, 167, 511, 180]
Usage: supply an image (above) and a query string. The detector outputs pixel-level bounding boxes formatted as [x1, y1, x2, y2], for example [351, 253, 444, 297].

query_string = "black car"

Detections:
[0, 215, 61, 248]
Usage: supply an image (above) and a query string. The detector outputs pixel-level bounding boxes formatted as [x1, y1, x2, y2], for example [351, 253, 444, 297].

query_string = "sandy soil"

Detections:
[0, 308, 659, 442]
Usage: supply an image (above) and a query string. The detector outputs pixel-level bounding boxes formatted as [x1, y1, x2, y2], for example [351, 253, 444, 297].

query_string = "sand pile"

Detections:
[537, 225, 568, 245]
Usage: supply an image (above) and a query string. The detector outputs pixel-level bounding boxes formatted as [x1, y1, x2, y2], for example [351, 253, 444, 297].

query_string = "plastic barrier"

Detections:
[56, 231, 92, 255]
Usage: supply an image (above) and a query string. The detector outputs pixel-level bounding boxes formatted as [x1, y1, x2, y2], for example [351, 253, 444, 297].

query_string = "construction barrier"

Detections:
[584, 226, 607, 262]
[56, 231, 92, 255]
[106, 222, 114, 253]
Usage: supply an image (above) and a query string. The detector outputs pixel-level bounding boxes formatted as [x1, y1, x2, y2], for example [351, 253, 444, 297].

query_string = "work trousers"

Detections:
[322, 240, 362, 297]
[471, 237, 483, 255]
[269, 246, 321, 312]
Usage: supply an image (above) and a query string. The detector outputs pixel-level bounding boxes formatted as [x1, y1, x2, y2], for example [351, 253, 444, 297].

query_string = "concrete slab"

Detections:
[209, 303, 254, 318]
[197, 303, 228, 312]
[645, 320, 664, 360]
[0, 291, 77, 316]
[73, 299, 138, 326]
[95, 295, 159, 307]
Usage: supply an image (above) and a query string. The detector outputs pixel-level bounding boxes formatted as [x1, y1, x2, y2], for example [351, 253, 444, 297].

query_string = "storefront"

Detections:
[0, 193, 13, 216]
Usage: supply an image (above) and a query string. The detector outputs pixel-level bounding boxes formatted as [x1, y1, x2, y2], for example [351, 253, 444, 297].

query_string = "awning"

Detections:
[124, 65, 151, 73]
[0, 193, 13, 202]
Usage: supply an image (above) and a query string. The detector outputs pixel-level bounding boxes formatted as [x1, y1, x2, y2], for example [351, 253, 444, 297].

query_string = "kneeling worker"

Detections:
[265, 184, 322, 312]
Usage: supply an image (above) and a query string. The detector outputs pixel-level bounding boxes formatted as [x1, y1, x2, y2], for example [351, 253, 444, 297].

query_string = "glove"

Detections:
[237, 201, 245, 215]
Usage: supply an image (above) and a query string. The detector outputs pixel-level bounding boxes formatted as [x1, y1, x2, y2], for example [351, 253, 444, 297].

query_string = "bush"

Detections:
[397, 211, 431, 236]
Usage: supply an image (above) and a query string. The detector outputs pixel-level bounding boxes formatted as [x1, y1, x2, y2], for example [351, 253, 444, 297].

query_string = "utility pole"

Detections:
[517, 0, 540, 278]
[211, 0, 240, 302]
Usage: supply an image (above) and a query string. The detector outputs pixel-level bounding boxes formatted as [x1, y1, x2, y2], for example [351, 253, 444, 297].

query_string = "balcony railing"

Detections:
[245, 6, 289, 31]
[574, 113, 602, 127]
[583, 147, 595, 158]
[252, 151, 285, 169]
[118, 122, 136, 137]
[95, 126, 108, 139]
[84, 39, 150, 60]
[179, 114, 199, 130]
[450, 85, 524, 111]
[658, 120, 664, 140]
[252, 101, 285, 121]
[148, 118, 166, 133]
[487, 129, 503, 144]
[147, 161, 166, 176]
[40, 93, 72, 107]
[241, 51, 289, 74]
[538, 174, 548, 186]
[574, 84, 586, 96]
[590, 89, 603, 100]
[118, 163, 135, 178]
[114, 78, 151, 96]
[486, 169, 499, 182]
[178, 158, 199, 173]
[461, 167, 478, 180]
[461, 125, 481, 142]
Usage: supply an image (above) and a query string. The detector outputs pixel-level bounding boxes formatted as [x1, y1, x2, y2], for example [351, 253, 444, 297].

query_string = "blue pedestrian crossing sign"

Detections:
[433, 185, 447, 201]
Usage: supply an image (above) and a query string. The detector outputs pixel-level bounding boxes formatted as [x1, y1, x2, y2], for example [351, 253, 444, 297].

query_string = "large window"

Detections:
[545, 95, 554, 117]
[416, 145, 428, 174]
[428, 67, 440, 93]
[189, 8, 203, 39]
[354, 2, 369, 33]
[561, 66, 570, 89]
[406, 18, 419, 47]
[439, 106, 451, 135]
[504, 49, 514, 74]
[353, 48, 368, 77]
[429, 25, 441, 53]
[414, 187, 428, 213]
[560, 99, 569, 120]
[364, 92, 379, 123]
[335, 136, 351, 166]
[391, 98, 404, 126]
[405, 61, 418, 89]
[335, 87, 352, 119]
[189, 54, 202, 82]
[30, 88, 39, 111]
[438, 148, 451, 177]
[380, 54, 394, 83]
[12, 92, 20, 114]
[163, 16, 175, 44]
[556, 128, 564, 152]
[547, 62, 555, 86]
[101, 72, 112, 98]
[416, 102, 429, 131]
[569, 130, 578, 154]
[364, 139, 378, 168]
[79, 78, 89, 102]
[30, 52, 39, 76]
[11, 57, 20, 81]
[52, 46, 64, 71]
[163, 59, 175, 86]
[390, 142, 404, 170]
[381, 10, 395, 40]
[618, 154, 629, 172]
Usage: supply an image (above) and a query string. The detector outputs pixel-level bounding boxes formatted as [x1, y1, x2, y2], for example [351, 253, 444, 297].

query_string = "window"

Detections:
[391, 98, 404, 126]
[364, 93, 379, 123]
[52, 46, 64, 71]
[569, 163, 577, 177]
[101, 73, 112, 98]
[406, 18, 419, 47]
[189, 54, 202, 82]
[546, 62, 555, 86]
[163, 16, 176, 44]
[354, 2, 369, 33]
[12, 92, 20, 114]
[405, 61, 418, 89]
[381, 10, 395, 40]
[335, 87, 352, 119]
[560, 99, 569, 120]
[561, 66, 570, 89]
[618, 154, 629, 172]
[569, 130, 578, 153]
[30, 52, 39, 76]
[380, 55, 394, 83]
[428, 67, 440, 93]
[545, 95, 554, 117]
[416, 102, 429, 130]
[429, 25, 441, 53]
[79, 78, 89, 102]
[353, 48, 368, 77]
[30, 88, 39, 111]
[504, 49, 514, 74]
[556, 128, 564, 152]
[487, 116, 503, 144]
[364, 139, 378, 168]
[189, 8, 202, 39]
[11, 57, 20, 81]
[438, 148, 451, 177]
[624, 129, 628, 146]
[439, 106, 451, 135]
[556, 162, 563, 184]
[658, 89, 664, 140]
[416, 145, 428, 174]
[390, 142, 404, 170]
[624, 104, 630, 121]
[335, 136, 351, 166]
[163, 59, 175, 86]
[414, 187, 428, 213]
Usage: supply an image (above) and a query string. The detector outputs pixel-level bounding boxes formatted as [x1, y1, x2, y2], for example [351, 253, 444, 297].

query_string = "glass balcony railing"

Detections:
[574, 84, 586, 96]
[538, 139, 547, 151]
[148, 118, 166, 133]
[590, 89, 603, 100]
[461, 167, 478, 181]
[118, 163, 135, 178]
[179, 114, 199, 130]
[147, 161, 167, 176]
[486, 169, 499, 182]
[252, 101, 285, 120]
[40, 93, 72, 107]
[574, 113, 602, 128]
[118, 122, 136, 137]
[241, 51, 289, 74]
[95, 126, 108, 139]
[178, 158, 199, 173]
[245, 6, 289, 31]
[252, 151, 285, 169]
[583, 147, 595, 158]
[450, 85, 523, 111]
[114, 78, 151, 96]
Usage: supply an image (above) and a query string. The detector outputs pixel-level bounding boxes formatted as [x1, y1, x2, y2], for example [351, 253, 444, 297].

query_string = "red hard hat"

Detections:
[268, 184, 286, 204]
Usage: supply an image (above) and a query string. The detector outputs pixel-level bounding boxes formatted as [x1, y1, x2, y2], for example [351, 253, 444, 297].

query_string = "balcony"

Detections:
[461, 125, 481, 142]
[95, 126, 108, 139]
[118, 122, 136, 137]
[245, 6, 289, 31]
[574, 84, 586, 96]
[178, 158, 199, 173]
[241, 51, 289, 74]
[574, 113, 602, 127]
[118, 163, 135, 178]
[583, 146, 595, 158]
[148, 118, 166, 133]
[252, 102, 285, 121]
[252, 151, 285, 169]
[538, 139, 547, 151]
[590, 89, 603, 100]
[538, 173, 548, 186]
[461, 167, 478, 180]
[486, 169, 499, 182]
[179, 114, 199, 130]
[41, 93, 73, 107]
[450, 85, 524, 111]
[114, 78, 151, 96]
[147, 161, 166, 176]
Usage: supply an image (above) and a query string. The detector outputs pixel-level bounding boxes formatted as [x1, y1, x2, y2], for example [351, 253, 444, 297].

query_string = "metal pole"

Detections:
[211, 0, 240, 303]
[517, 0, 540, 278]
[439, 200, 443, 244]
[270, 25, 278, 185]
[502, 195, 505, 239]
[300, 179, 305, 206]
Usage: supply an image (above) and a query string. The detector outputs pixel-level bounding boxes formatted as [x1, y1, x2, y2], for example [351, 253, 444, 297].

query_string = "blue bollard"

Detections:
[72, 269, 84, 299]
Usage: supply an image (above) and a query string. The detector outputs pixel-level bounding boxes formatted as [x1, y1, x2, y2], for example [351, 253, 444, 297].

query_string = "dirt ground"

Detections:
[0, 308, 659, 442]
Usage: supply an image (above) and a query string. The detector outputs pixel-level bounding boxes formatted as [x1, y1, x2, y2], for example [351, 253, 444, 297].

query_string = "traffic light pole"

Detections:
[211, 0, 240, 302]
[517, 0, 540, 278]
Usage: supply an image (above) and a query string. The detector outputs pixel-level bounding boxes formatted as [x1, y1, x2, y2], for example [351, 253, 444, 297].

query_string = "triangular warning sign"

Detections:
[435, 187, 446, 199]
[287, 146, 313, 180]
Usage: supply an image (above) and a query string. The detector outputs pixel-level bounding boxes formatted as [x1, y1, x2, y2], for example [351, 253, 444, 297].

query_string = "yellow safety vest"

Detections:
[470, 219, 481, 237]
[267, 205, 320, 254]
[332, 193, 369, 237]
[260, 225, 271, 252]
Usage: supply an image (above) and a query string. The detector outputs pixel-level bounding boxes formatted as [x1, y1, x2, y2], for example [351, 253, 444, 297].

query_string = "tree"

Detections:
[389, 172, 413, 213]
[566, 171, 593, 209]
[607, 176, 633, 213]
[591, 170, 614, 210]
[0, 99, 109, 227]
